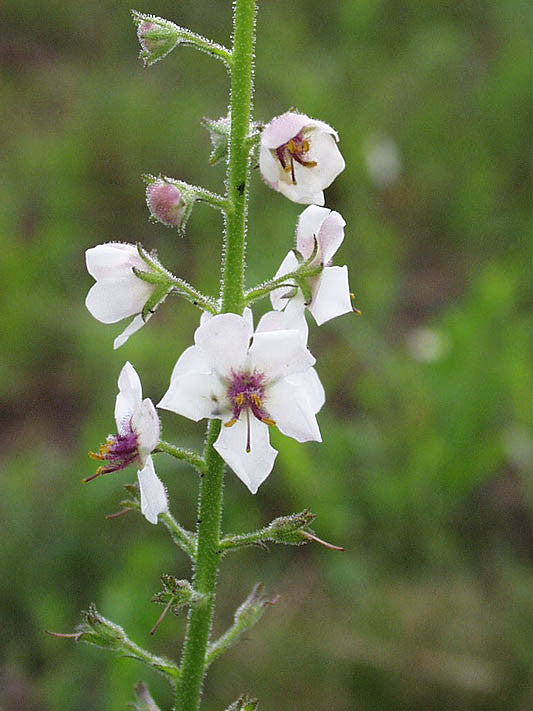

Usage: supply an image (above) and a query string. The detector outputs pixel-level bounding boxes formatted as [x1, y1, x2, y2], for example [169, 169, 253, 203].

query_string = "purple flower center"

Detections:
[275, 131, 317, 185]
[86, 421, 139, 482]
[224, 370, 275, 452]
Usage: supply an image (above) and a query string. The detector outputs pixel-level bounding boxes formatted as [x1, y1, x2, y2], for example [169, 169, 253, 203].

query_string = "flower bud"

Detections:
[131, 682, 161, 711]
[132, 11, 180, 67]
[146, 179, 186, 227]
[226, 695, 259, 711]
[152, 575, 203, 615]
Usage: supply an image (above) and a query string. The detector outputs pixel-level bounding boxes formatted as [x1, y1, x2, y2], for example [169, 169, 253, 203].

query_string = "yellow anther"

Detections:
[303, 139, 310, 152]
[261, 417, 276, 426]
[235, 393, 245, 406]
[88, 450, 105, 461]
[251, 393, 262, 407]
[224, 418, 237, 428]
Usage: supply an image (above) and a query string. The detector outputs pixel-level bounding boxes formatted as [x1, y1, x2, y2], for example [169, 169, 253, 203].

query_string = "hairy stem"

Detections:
[175, 3, 256, 708]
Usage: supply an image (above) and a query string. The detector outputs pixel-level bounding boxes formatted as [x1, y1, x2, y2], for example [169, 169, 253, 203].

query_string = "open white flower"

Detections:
[85, 243, 157, 349]
[259, 111, 345, 205]
[87, 361, 168, 525]
[158, 311, 324, 493]
[271, 205, 352, 326]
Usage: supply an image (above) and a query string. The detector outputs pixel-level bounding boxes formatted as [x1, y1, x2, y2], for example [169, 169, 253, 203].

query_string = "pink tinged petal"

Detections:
[115, 362, 142, 432]
[194, 313, 252, 376]
[309, 265, 352, 326]
[137, 457, 168, 525]
[296, 205, 345, 264]
[133, 399, 160, 465]
[261, 112, 310, 149]
[287, 367, 325, 414]
[214, 418, 278, 494]
[158, 372, 227, 421]
[270, 251, 300, 311]
[85, 243, 144, 280]
[86, 276, 154, 324]
[248, 329, 315, 380]
[267, 380, 322, 443]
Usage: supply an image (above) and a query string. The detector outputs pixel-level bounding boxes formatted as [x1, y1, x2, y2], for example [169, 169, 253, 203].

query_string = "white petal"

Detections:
[113, 314, 149, 350]
[261, 112, 310, 149]
[114, 362, 142, 432]
[259, 145, 284, 185]
[194, 313, 251, 376]
[214, 417, 277, 493]
[309, 265, 352, 326]
[275, 175, 325, 206]
[270, 250, 300, 311]
[267, 380, 322, 443]
[85, 276, 154, 324]
[305, 117, 339, 141]
[248, 329, 315, 380]
[133, 398, 160, 465]
[169, 345, 211, 381]
[85, 243, 143, 280]
[137, 457, 168, 525]
[257, 299, 308, 344]
[306, 130, 345, 189]
[286, 367, 325, 414]
[158, 372, 227, 421]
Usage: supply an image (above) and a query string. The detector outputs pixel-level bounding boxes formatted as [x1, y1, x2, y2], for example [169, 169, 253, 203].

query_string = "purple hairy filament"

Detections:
[85, 425, 139, 483]
[224, 370, 276, 452]
[275, 131, 317, 184]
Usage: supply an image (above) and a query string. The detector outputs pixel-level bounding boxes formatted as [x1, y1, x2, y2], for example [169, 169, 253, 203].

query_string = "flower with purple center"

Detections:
[271, 205, 353, 326]
[87, 361, 168, 525]
[259, 111, 345, 205]
[85, 242, 164, 349]
[158, 310, 324, 493]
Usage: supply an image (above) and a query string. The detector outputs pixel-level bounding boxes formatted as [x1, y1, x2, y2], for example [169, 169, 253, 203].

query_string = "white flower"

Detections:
[88, 362, 168, 525]
[271, 205, 352, 325]
[85, 243, 157, 349]
[158, 311, 324, 494]
[259, 111, 345, 205]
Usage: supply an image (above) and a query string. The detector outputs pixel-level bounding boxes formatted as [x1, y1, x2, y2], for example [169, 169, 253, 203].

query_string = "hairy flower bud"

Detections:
[132, 11, 180, 67]
[146, 179, 186, 227]
[226, 695, 259, 711]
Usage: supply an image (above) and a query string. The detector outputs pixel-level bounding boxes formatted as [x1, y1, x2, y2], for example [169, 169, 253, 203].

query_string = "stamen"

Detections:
[261, 417, 276, 426]
[245, 410, 251, 453]
[224, 417, 237, 428]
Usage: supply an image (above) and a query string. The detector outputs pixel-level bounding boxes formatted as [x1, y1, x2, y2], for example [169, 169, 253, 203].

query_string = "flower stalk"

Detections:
[175, 2, 257, 708]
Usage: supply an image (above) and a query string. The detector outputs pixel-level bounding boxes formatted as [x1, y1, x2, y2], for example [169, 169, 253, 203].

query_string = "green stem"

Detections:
[175, 2, 256, 708]
[156, 440, 207, 473]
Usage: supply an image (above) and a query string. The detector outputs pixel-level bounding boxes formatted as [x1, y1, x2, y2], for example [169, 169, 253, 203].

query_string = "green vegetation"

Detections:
[1, 0, 530, 709]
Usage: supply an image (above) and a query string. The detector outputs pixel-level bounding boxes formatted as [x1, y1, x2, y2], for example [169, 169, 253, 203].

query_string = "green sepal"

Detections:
[202, 115, 231, 166]
[152, 575, 204, 615]
[295, 276, 313, 306]
[129, 682, 161, 711]
[141, 283, 171, 321]
[71, 604, 180, 681]
[226, 695, 259, 711]
[205, 584, 275, 668]
[291, 248, 305, 265]
[264, 509, 317, 545]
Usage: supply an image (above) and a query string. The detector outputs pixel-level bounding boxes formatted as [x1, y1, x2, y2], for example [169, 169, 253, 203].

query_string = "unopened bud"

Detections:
[226, 695, 259, 711]
[132, 11, 180, 67]
[267, 509, 316, 545]
[131, 681, 161, 711]
[146, 180, 186, 227]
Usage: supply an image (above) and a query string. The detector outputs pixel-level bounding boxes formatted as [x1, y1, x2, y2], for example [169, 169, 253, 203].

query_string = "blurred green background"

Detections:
[1, 0, 531, 709]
